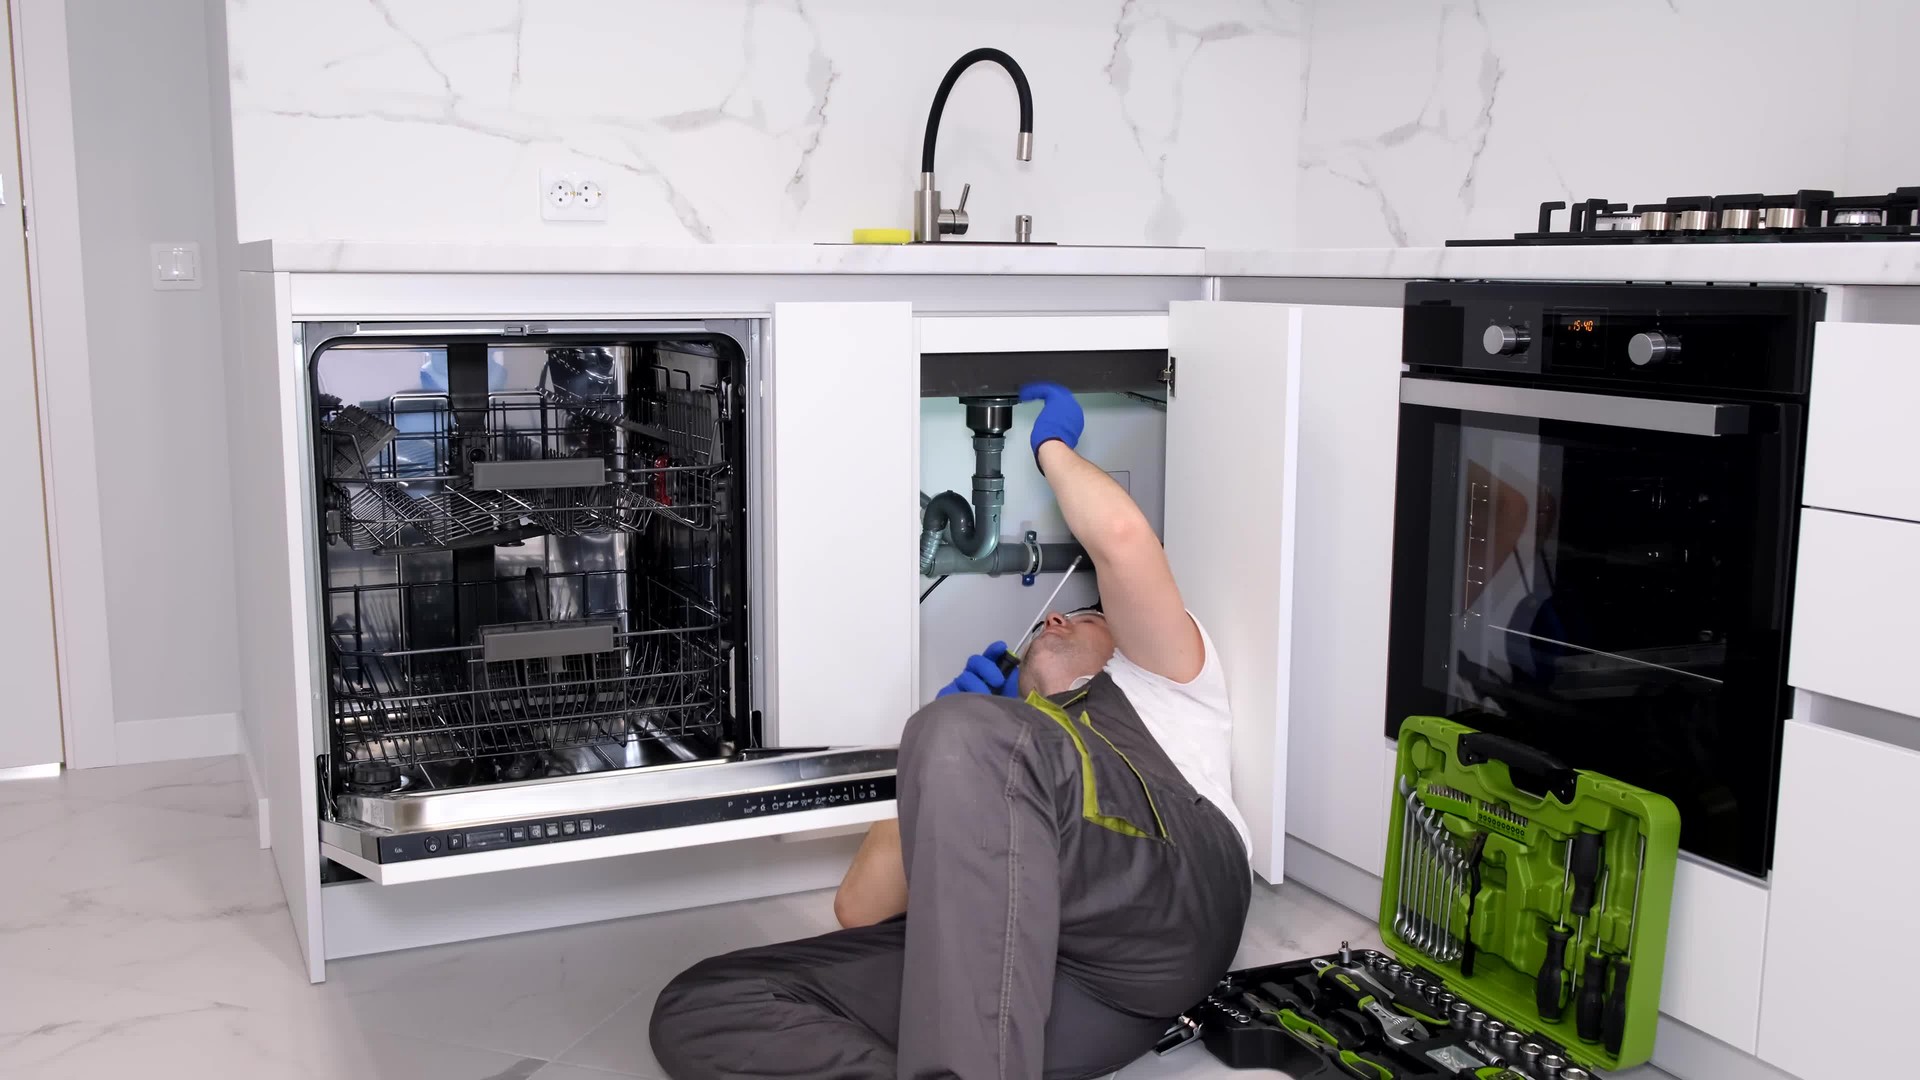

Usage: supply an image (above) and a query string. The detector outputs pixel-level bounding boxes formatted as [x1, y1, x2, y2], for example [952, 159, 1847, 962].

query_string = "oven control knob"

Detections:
[1482, 324, 1531, 356]
[1628, 331, 1679, 366]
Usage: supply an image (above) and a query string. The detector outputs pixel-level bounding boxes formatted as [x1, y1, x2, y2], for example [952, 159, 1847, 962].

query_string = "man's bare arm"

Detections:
[833, 820, 908, 928]
[1037, 439, 1203, 683]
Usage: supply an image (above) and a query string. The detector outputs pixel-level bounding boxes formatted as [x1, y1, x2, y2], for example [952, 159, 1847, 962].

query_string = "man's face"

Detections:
[1017, 609, 1114, 696]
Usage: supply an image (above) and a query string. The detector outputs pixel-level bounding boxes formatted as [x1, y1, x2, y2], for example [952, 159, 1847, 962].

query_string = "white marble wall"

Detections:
[225, 0, 1305, 248]
[1298, 0, 1920, 247]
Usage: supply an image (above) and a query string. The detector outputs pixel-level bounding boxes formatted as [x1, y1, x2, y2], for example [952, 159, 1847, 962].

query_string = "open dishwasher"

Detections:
[308, 323, 894, 879]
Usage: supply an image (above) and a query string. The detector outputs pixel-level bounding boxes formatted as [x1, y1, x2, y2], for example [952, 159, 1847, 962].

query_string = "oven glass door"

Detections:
[1386, 377, 1800, 876]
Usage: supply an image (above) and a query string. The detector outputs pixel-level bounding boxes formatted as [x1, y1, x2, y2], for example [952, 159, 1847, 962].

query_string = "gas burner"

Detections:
[1450, 188, 1920, 245]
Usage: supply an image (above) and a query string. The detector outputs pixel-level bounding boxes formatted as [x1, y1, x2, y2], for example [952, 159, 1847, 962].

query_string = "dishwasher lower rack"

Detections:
[326, 571, 730, 794]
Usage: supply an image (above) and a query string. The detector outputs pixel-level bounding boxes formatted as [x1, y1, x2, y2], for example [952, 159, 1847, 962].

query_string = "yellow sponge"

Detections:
[852, 228, 913, 245]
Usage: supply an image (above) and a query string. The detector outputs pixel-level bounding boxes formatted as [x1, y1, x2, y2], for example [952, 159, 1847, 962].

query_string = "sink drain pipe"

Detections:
[920, 397, 1015, 571]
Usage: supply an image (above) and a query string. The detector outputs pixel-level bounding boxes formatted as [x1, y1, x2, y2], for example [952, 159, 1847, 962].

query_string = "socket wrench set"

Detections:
[1168, 716, 1679, 1077]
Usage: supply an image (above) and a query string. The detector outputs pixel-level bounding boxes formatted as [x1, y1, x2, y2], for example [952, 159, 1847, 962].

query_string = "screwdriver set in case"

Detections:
[1165, 716, 1680, 1078]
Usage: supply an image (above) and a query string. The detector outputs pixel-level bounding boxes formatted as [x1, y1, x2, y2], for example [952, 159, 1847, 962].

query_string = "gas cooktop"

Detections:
[1450, 189, 1920, 246]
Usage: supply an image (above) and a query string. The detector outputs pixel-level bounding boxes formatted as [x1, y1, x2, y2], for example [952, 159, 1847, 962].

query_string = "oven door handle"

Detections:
[1400, 377, 1751, 436]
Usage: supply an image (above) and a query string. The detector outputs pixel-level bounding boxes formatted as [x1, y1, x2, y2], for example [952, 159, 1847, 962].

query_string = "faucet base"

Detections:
[913, 175, 941, 243]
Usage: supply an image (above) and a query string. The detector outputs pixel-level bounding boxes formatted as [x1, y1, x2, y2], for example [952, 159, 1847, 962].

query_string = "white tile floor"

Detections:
[0, 756, 1666, 1079]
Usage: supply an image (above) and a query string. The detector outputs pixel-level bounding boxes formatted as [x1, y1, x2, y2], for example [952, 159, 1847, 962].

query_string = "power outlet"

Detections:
[540, 168, 607, 222]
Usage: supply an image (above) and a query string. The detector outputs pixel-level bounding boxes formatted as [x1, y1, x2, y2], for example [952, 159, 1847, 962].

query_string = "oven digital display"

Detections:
[1549, 311, 1609, 370]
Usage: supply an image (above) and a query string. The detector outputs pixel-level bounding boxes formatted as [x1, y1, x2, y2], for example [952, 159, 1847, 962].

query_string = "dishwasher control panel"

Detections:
[373, 775, 896, 864]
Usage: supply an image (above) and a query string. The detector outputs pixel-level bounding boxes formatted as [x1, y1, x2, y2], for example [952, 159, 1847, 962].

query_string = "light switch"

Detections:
[151, 242, 203, 290]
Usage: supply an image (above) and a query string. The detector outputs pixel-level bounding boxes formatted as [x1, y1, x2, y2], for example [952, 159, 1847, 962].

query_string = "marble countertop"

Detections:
[1206, 243, 1920, 286]
[235, 240, 1208, 277]
[239, 238, 1920, 286]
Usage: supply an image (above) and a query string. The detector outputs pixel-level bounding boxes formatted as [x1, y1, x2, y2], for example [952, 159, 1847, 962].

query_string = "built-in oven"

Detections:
[1386, 282, 1823, 877]
[305, 322, 895, 880]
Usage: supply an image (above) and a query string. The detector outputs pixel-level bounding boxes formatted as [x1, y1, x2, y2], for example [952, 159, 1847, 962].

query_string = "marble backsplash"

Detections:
[1298, 0, 1920, 247]
[222, 0, 1920, 251]
[224, 0, 1306, 248]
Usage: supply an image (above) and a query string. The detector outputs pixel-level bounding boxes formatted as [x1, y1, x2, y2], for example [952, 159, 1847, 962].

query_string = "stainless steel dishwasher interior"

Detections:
[309, 327, 898, 871]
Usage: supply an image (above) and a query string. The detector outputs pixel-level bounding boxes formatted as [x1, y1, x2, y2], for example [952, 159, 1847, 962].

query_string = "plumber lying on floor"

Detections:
[650, 383, 1252, 1079]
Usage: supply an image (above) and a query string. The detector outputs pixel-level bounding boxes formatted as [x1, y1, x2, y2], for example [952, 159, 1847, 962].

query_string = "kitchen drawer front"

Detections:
[1804, 321, 1920, 522]
[1790, 509, 1920, 718]
[1656, 857, 1768, 1053]
[1758, 719, 1920, 1079]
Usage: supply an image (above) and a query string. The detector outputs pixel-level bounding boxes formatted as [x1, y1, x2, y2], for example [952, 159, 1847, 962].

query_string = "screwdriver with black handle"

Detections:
[1565, 831, 1605, 1034]
[1602, 834, 1647, 1055]
[994, 556, 1083, 677]
[1575, 868, 1610, 1042]
[1535, 839, 1574, 1020]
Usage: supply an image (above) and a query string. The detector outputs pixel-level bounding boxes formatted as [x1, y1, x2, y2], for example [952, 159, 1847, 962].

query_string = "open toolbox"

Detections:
[1167, 716, 1680, 1078]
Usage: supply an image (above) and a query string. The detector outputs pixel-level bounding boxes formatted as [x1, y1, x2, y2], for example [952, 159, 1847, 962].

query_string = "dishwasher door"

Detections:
[319, 746, 898, 884]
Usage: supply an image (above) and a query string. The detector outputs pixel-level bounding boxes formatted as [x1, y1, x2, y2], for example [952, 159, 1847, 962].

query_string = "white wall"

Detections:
[1297, 0, 1920, 247]
[65, 0, 240, 759]
[220, 0, 1304, 248]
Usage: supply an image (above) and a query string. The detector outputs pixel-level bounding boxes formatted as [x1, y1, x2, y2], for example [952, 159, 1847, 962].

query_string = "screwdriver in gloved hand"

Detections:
[996, 555, 1083, 677]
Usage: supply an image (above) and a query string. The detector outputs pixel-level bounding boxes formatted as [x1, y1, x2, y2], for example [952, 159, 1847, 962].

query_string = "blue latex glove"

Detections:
[1019, 382, 1085, 462]
[936, 641, 1022, 699]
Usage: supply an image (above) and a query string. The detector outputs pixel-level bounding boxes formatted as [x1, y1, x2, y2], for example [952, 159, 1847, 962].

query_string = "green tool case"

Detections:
[1169, 716, 1681, 1078]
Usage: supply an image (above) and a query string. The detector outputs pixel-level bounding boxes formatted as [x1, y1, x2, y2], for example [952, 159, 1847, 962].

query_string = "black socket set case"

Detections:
[1160, 716, 1681, 1079]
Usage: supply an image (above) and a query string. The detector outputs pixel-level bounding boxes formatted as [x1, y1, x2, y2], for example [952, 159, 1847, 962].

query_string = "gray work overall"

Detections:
[649, 672, 1252, 1079]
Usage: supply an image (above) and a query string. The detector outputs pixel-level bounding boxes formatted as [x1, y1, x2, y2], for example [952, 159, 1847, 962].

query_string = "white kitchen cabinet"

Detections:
[1165, 302, 1301, 882]
[1803, 322, 1920, 523]
[1276, 304, 1403, 876]
[1758, 719, 1920, 1079]
[1162, 301, 1405, 883]
[769, 302, 918, 747]
[229, 271, 326, 980]
[1657, 857, 1769, 1053]
[0, 8, 62, 771]
[1789, 508, 1920, 718]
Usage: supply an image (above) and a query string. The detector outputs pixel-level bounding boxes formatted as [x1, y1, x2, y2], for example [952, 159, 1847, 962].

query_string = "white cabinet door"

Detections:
[1758, 720, 1920, 1079]
[1165, 302, 1405, 884]
[1803, 322, 1920, 523]
[1789, 509, 1920, 718]
[1284, 304, 1403, 876]
[769, 303, 917, 746]
[1165, 302, 1301, 882]
[0, 9, 62, 771]
[230, 271, 325, 981]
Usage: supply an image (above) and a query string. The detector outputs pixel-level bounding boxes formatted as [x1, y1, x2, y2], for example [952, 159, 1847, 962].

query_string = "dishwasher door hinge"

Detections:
[720, 378, 736, 421]
[1160, 354, 1177, 398]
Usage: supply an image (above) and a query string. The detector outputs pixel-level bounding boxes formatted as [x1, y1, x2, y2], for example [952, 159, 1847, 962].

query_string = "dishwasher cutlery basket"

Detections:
[1172, 716, 1679, 1078]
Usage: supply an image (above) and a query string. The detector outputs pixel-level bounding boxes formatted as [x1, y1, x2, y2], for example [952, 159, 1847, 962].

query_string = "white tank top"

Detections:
[1078, 614, 1251, 861]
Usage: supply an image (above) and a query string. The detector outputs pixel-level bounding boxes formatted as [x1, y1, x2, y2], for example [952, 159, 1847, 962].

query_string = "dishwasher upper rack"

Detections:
[326, 571, 728, 787]
[318, 386, 726, 551]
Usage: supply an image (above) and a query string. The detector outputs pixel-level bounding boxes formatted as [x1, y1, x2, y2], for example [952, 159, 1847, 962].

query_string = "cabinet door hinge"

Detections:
[1160, 354, 1177, 398]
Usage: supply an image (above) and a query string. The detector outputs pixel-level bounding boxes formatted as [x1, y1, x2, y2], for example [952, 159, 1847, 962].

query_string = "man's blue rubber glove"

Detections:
[936, 641, 1022, 699]
[1019, 382, 1085, 465]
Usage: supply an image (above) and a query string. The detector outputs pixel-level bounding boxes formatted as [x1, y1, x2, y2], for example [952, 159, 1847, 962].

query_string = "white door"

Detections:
[1165, 302, 1302, 882]
[0, 10, 64, 771]
[769, 302, 918, 746]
